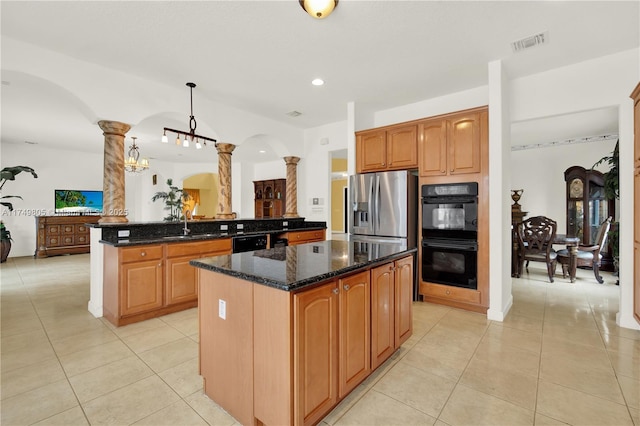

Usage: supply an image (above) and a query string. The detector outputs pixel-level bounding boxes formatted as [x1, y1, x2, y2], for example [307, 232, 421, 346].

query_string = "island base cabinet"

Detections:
[294, 281, 339, 426]
[198, 271, 254, 426]
[200, 254, 414, 426]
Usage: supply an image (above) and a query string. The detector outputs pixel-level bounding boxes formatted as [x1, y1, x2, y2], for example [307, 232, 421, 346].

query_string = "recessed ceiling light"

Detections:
[311, 78, 324, 86]
[259, 150, 266, 154]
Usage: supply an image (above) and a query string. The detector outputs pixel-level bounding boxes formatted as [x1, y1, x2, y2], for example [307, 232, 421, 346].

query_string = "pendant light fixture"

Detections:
[124, 137, 149, 174]
[161, 82, 217, 149]
[299, 0, 338, 19]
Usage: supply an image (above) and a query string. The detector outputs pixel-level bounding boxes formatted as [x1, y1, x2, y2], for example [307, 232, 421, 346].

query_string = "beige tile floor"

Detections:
[1, 253, 639, 425]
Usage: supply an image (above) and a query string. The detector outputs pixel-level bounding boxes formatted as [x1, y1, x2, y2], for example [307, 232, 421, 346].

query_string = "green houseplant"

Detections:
[592, 140, 619, 279]
[151, 178, 191, 222]
[1, 166, 39, 262]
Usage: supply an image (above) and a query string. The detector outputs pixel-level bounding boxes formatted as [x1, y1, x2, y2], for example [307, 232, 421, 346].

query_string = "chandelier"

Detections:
[124, 137, 149, 173]
[161, 82, 217, 150]
[299, 0, 338, 19]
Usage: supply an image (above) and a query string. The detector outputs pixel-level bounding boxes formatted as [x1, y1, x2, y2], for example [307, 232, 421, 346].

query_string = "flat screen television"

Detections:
[55, 189, 103, 215]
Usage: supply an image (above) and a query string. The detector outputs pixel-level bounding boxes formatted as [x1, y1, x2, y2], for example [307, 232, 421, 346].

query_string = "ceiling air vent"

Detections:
[511, 31, 548, 53]
[286, 110, 302, 117]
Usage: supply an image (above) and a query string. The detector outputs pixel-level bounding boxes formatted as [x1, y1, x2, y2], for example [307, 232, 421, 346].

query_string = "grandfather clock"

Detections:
[564, 165, 615, 270]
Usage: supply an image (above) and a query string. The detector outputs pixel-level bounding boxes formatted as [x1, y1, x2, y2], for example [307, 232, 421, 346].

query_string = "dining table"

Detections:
[552, 234, 581, 282]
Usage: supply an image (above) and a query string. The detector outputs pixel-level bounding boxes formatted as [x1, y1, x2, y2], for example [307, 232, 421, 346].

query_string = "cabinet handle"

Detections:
[141, 251, 146, 257]
[450, 168, 454, 172]
[158, 263, 162, 267]
[441, 169, 445, 173]
[343, 284, 350, 291]
[382, 162, 385, 166]
[446, 290, 451, 295]
[332, 288, 339, 295]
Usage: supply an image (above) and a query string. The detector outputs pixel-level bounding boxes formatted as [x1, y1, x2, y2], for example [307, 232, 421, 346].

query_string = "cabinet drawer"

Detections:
[420, 282, 481, 304]
[287, 230, 325, 243]
[166, 239, 231, 257]
[121, 245, 163, 263]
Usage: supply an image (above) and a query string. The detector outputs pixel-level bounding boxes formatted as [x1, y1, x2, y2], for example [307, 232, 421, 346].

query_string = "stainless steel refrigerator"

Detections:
[348, 170, 418, 248]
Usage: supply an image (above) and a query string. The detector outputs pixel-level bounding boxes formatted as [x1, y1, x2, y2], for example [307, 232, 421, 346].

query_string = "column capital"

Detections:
[97, 120, 131, 137]
[284, 156, 300, 165]
[216, 143, 236, 155]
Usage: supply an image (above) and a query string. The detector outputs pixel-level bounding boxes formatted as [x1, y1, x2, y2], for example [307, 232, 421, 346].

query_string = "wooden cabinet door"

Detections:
[121, 259, 163, 316]
[419, 118, 447, 176]
[386, 125, 417, 170]
[165, 255, 198, 306]
[356, 129, 386, 173]
[370, 262, 395, 370]
[338, 271, 371, 398]
[294, 281, 339, 426]
[448, 112, 481, 175]
[394, 256, 413, 348]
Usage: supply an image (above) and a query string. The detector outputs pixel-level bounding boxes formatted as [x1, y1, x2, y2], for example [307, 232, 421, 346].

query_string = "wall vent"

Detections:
[286, 110, 302, 117]
[511, 31, 548, 52]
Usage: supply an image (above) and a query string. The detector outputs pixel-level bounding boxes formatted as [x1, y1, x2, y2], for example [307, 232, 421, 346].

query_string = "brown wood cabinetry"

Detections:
[294, 281, 339, 425]
[35, 215, 100, 258]
[279, 229, 326, 246]
[418, 110, 483, 177]
[201, 254, 414, 426]
[356, 124, 418, 173]
[631, 82, 640, 324]
[254, 178, 286, 218]
[103, 238, 231, 326]
[371, 257, 413, 369]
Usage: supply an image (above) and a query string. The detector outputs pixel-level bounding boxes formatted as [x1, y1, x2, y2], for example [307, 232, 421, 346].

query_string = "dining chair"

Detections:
[516, 216, 558, 282]
[556, 216, 612, 283]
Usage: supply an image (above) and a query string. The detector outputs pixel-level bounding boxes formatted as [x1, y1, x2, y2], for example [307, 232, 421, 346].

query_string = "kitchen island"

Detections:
[190, 239, 416, 426]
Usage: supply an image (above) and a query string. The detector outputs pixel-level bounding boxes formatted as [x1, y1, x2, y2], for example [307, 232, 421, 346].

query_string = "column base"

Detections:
[215, 213, 236, 219]
[99, 216, 129, 224]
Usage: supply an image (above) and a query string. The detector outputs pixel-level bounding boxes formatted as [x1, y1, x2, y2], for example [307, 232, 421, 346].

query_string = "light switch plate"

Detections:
[218, 299, 226, 320]
[237, 223, 244, 230]
[118, 230, 130, 238]
[220, 224, 228, 231]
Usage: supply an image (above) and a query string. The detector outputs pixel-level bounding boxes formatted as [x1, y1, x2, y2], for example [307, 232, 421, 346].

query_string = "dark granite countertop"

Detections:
[190, 239, 417, 292]
[100, 227, 327, 247]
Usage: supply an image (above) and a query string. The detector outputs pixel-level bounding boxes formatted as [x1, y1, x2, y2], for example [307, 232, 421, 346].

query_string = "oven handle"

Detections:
[422, 196, 477, 204]
[422, 240, 478, 251]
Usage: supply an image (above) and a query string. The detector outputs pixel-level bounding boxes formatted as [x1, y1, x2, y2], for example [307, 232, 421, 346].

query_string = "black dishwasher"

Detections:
[232, 234, 268, 253]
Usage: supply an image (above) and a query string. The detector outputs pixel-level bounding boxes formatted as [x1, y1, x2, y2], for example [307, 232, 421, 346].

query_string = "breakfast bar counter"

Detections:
[190, 239, 416, 426]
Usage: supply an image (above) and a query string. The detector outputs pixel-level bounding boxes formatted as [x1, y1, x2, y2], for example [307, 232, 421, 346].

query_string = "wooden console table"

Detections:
[35, 215, 100, 258]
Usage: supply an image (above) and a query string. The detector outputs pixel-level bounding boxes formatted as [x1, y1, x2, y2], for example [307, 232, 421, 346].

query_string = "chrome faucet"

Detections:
[183, 210, 191, 235]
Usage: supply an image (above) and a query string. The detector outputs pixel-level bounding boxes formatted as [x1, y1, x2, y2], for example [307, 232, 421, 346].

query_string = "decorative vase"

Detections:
[1, 239, 11, 263]
[511, 189, 524, 212]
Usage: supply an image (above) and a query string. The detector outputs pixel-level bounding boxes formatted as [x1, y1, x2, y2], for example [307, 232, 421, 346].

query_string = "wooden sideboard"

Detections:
[35, 215, 100, 258]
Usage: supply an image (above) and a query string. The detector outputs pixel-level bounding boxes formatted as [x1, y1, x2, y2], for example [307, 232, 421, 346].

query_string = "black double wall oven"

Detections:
[421, 182, 478, 290]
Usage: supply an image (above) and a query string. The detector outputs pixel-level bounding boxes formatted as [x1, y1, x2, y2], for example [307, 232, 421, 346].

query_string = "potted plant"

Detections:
[1, 166, 39, 262]
[151, 178, 191, 222]
[592, 140, 619, 281]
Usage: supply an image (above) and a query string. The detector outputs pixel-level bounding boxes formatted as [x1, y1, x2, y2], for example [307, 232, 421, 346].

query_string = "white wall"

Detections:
[510, 140, 618, 231]
[301, 120, 349, 227]
[1, 143, 103, 257]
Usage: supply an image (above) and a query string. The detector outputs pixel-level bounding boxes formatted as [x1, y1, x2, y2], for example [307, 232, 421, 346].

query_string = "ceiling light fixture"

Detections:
[311, 78, 325, 86]
[299, 0, 338, 19]
[124, 137, 149, 174]
[162, 82, 217, 149]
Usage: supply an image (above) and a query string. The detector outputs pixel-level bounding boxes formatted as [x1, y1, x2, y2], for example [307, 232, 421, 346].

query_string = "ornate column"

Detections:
[283, 156, 300, 218]
[98, 120, 130, 223]
[215, 143, 236, 219]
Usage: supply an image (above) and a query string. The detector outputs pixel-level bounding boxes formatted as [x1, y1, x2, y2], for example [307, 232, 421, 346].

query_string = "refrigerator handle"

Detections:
[374, 174, 381, 231]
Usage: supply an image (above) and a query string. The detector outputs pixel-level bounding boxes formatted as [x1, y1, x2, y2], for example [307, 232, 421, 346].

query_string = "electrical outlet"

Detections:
[118, 230, 130, 238]
[237, 223, 244, 230]
[220, 224, 228, 231]
[283, 221, 288, 227]
[219, 299, 226, 320]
